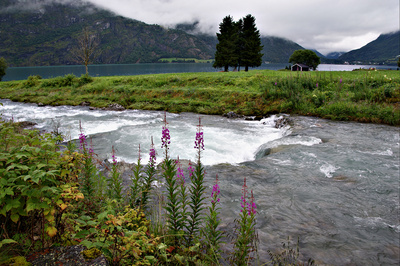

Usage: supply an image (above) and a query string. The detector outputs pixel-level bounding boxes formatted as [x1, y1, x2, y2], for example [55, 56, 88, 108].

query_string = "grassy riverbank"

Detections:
[0, 69, 399, 125]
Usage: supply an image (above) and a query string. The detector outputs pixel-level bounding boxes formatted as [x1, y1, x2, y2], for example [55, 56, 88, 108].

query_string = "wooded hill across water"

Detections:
[1, 70, 399, 126]
[1, 0, 398, 67]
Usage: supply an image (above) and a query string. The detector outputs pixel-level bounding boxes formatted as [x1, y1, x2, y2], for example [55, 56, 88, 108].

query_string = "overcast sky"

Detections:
[86, 0, 398, 55]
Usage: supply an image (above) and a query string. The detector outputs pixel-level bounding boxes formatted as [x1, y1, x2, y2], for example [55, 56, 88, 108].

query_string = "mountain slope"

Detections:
[0, 0, 316, 67]
[338, 31, 399, 65]
[261, 36, 305, 63]
[0, 0, 215, 66]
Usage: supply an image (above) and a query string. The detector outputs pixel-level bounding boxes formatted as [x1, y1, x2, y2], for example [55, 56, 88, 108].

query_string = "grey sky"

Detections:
[85, 0, 399, 55]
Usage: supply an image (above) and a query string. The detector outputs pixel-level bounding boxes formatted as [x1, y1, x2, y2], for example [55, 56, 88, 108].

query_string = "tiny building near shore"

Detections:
[291, 63, 310, 71]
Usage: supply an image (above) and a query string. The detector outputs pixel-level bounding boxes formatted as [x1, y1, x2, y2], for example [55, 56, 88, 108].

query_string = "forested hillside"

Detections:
[0, 0, 314, 67]
[0, 0, 215, 66]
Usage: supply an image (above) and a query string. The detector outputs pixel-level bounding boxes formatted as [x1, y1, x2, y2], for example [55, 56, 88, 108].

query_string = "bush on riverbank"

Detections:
[0, 70, 399, 125]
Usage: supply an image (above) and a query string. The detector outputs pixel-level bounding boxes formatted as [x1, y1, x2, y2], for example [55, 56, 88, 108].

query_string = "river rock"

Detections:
[105, 103, 125, 111]
[16, 121, 37, 128]
[274, 116, 292, 128]
[26, 245, 108, 265]
[223, 111, 244, 119]
[79, 101, 91, 106]
[37, 102, 45, 107]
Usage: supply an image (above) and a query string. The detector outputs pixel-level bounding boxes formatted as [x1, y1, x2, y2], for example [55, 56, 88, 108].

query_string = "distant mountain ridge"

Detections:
[0, 0, 215, 66]
[338, 31, 399, 65]
[0, 0, 397, 67]
[0, 0, 309, 67]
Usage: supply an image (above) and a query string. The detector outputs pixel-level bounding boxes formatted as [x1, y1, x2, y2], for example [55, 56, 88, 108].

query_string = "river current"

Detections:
[1, 99, 399, 265]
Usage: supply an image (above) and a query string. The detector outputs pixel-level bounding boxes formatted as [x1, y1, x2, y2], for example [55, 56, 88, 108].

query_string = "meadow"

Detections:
[0, 69, 399, 126]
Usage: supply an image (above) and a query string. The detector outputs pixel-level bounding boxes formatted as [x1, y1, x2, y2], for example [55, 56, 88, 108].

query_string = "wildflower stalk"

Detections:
[78, 123, 95, 198]
[187, 117, 207, 246]
[202, 174, 223, 262]
[161, 114, 182, 245]
[130, 145, 143, 208]
[141, 138, 157, 210]
[232, 177, 258, 265]
[107, 146, 123, 201]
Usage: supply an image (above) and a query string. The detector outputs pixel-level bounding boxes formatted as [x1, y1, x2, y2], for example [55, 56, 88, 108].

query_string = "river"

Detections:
[1, 99, 399, 265]
[2, 63, 397, 81]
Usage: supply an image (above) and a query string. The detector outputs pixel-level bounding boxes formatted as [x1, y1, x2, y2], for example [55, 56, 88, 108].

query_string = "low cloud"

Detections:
[4, 0, 398, 55]
[87, 0, 399, 54]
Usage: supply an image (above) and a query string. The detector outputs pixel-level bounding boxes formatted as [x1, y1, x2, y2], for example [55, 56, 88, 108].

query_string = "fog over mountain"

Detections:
[84, 0, 399, 55]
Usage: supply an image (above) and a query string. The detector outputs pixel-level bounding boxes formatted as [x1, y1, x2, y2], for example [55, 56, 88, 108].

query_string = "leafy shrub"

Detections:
[0, 120, 84, 252]
[24, 75, 42, 87]
[78, 74, 94, 86]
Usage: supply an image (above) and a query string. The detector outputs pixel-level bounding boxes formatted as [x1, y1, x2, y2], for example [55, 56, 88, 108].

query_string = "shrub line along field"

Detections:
[0, 69, 399, 125]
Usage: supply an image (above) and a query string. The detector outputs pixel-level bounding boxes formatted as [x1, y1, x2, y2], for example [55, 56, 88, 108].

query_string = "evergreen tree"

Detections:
[241, 15, 263, 72]
[213, 16, 239, 72]
[213, 15, 263, 72]
[0, 57, 7, 81]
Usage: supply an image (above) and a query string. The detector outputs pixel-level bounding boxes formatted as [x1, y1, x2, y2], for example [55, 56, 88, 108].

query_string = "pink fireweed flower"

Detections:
[339, 78, 342, 84]
[316, 83, 318, 88]
[194, 132, 204, 150]
[211, 175, 221, 204]
[188, 161, 195, 178]
[194, 117, 204, 151]
[88, 138, 94, 155]
[79, 133, 87, 150]
[161, 126, 171, 149]
[247, 190, 256, 215]
[111, 146, 117, 166]
[148, 138, 156, 166]
[175, 157, 185, 185]
[149, 148, 156, 166]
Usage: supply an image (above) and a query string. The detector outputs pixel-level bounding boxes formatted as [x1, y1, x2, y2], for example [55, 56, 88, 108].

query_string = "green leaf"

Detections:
[0, 239, 18, 248]
[80, 239, 94, 249]
[10, 213, 19, 223]
[6, 198, 21, 212]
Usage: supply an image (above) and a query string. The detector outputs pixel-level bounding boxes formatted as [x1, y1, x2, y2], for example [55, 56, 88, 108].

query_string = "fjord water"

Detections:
[1, 99, 399, 265]
[3, 63, 397, 81]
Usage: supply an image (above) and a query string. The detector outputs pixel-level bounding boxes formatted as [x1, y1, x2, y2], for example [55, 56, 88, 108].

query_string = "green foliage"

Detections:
[289, 49, 321, 70]
[240, 14, 264, 71]
[0, 120, 84, 251]
[214, 14, 263, 72]
[0, 57, 7, 81]
[213, 15, 239, 71]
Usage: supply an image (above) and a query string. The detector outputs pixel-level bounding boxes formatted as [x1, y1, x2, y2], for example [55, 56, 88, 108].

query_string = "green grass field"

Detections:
[1, 69, 399, 125]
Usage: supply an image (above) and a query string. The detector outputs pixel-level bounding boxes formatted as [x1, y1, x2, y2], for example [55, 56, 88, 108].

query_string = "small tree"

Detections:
[0, 57, 7, 81]
[289, 49, 320, 70]
[240, 14, 263, 72]
[72, 27, 100, 75]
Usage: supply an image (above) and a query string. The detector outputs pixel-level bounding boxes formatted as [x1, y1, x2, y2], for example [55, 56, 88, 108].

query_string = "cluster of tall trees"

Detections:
[213, 15, 263, 72]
